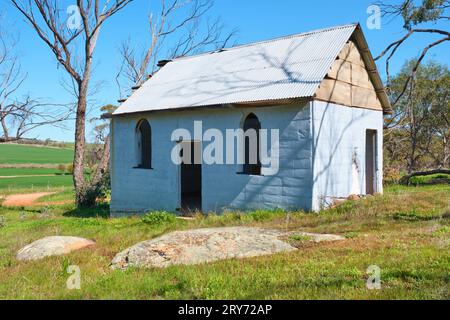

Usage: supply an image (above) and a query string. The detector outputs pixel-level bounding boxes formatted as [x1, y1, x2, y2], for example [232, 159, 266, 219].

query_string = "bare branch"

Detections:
[374, 1, 449, 108]
[117, 0, 237, 90]
[11, 0, 133, 204]
[390, 36, 450, 106]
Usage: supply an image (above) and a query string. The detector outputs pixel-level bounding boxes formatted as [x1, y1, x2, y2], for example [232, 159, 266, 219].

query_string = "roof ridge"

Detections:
[171, 23, 358, 62]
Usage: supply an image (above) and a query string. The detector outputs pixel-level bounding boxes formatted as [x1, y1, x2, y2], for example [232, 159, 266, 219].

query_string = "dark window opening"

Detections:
[243, 113, 262, 175]
[136, 119, 152, 169]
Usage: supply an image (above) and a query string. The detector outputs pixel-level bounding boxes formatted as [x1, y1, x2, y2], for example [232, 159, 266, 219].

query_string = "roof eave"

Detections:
[111, 97, 312, 118]
[351, 24, 392, 114]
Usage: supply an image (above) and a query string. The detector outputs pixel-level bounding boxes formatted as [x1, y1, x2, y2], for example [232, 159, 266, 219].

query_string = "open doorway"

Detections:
[180, 141, 202, 213]
[365, 130, 377, 195]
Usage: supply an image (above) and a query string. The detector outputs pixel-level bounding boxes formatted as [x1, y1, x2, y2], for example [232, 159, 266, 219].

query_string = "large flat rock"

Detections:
[17, 236, 95, 261]
[111, 227, 344, 269]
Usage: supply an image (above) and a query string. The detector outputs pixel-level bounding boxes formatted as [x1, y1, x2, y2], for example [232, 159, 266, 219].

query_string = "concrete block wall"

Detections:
[311, 100, 383, 211]
[206, 102, 313, 212]
[110, 102, 314, 216]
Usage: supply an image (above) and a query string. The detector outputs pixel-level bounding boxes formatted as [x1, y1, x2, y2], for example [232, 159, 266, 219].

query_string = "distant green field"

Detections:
[0, 144, 73, 164]
[0, 175, 73, 191]
[0, 168, 62, 176]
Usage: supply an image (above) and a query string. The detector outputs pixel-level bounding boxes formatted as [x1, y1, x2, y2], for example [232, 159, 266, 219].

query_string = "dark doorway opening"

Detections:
[365, 130, 377, 195]
[180, 141, 202, 213]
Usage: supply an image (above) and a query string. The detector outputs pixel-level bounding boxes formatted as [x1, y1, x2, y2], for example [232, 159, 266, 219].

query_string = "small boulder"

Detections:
[347, 194, 361, 201]
[17, 236, 95, 261]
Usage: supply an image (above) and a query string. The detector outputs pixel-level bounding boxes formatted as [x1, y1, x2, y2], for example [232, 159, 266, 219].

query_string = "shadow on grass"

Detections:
[63, 202, 110, 219]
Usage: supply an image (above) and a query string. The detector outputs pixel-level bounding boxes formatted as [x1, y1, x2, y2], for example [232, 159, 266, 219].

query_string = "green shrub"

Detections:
[57, 164, 66, 173]
[384, 167, 403, 185]
[76, 173, 110, 208]
[142, 211, 177, 225]
[66, 164, 74, 174]
[248, 209, 285, 222]
[392, 209, 440, 221]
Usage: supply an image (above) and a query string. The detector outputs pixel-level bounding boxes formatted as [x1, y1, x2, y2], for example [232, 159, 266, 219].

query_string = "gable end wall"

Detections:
[311, 100, 383, 211]
[315, 40, 383, 111]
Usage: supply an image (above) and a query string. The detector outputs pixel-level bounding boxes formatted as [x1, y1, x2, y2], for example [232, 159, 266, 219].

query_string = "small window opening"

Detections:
[136, 119, 152, 169]
[242, 113, 262, 175]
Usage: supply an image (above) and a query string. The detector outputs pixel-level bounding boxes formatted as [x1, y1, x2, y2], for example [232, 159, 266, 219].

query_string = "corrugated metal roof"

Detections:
[114, 24, 359, 115]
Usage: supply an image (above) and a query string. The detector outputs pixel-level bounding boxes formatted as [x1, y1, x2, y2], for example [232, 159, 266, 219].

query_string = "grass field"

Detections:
[0, 184, 448, 299]
[0, 175, 74, 192]
[409, 173, 450, 185]
[0, 168, 62, 176]
[0, 144, 74, 193]
[0, 144, 73, 164]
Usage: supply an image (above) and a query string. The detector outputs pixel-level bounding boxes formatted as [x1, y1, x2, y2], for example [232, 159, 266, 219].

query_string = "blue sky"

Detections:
[2, 0, 449, 142]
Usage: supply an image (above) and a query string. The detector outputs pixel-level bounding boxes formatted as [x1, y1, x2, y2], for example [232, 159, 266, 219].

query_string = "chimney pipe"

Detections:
[157, 59, 172, 67]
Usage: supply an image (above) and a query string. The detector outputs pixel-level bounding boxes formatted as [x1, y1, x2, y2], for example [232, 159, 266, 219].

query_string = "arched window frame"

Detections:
[241, 113, 262, 176]
[135, 119, 152, 169]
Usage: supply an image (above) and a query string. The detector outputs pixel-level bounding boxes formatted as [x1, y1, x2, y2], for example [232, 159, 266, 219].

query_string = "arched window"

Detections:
[136, 119, 152, 169]
[243, 113, 261, 175]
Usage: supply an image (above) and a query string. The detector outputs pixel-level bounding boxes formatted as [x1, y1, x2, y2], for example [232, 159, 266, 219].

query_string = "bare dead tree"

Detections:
[0, 27, 25, 141]
[0, 24, 70, 142]
[96, 0, 236, 188]
[374, 0, 450, 107]
[117, 0, 237, 95]
[0, 97, 72, 142]
[10, 0, 133, 206]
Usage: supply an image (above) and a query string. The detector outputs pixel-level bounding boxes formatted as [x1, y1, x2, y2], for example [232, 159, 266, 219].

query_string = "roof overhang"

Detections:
[350, 24, 392, 114]
[112, 97, 311, 118]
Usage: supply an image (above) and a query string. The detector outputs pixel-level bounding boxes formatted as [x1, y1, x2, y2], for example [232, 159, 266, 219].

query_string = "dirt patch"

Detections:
[2, 192, 58, 207]
[0, 164, 61, 168]
[0, 174, 58, 179]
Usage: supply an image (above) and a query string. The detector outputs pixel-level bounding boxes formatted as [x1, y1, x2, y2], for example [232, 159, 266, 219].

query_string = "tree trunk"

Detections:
[0, 115, 9, 141]
[443, 134, 449, 168]
[73, 81, 88, 205]
[92, 135, 110, 185]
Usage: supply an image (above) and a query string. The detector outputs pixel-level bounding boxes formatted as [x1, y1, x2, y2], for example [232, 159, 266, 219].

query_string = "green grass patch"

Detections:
[0, 184, 449, 299]
[0, 168, 61, 176]
[0, 144, 73, 164]
[142, 211, 177, 225]
[409, 173, 450, 186]
[0, 175, 73, 191]
[36, 189, 75, 203]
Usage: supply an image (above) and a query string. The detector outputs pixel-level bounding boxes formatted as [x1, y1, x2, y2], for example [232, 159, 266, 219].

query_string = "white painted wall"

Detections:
[110, 100, 384, 216]
[110, 102, 313, 216]
[311, 100, 384, 211]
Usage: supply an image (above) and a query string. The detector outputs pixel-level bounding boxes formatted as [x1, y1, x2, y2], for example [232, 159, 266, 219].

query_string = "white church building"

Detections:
[110, 23, 391, 216]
